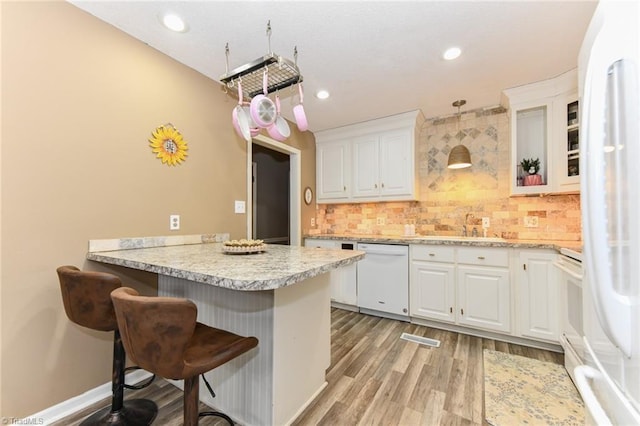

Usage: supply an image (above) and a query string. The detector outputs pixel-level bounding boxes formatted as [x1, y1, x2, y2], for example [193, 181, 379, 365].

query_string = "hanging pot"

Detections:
[244, 106, 260, 137]
[232, 107, 251, 142]
[250, 70, 277, 128]
[293, 83, 308, 132]
[267, 94, 291, 141]
[232, 81, 251, 142]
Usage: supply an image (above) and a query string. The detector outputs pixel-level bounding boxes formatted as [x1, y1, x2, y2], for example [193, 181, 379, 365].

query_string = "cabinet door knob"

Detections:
[450, 307, 453, 313]
[381, 182, 385, 188]
[478, 256, 485, 260]
[461, 308, 464, 315]
[374, 184, 378, 189]
[429, 253, 435, 257]
[343, 186, 346, 191]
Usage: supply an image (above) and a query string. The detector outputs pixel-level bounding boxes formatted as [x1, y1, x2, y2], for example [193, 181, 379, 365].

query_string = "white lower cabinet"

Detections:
[457, 265, 511, 333]
[333, 263, 357, 306]
[516, 250, 559, 342]
[304, 239, 357, 306]
[457, 247, 511, 333]
[307, 239, 560, 346]
[410, 245, 511, 334]
[411, 261, 456, 323]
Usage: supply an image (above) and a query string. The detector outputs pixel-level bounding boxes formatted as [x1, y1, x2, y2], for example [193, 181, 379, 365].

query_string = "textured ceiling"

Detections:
[69, 1, 597, 132]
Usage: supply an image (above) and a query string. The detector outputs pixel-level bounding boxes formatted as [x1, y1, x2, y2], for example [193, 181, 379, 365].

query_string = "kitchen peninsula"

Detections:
[86, 234, 364, 426]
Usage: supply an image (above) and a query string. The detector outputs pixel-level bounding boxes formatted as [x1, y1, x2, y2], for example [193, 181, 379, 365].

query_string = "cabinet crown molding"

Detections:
[315, 110, 425, 144]
[502, 68, 577, 108]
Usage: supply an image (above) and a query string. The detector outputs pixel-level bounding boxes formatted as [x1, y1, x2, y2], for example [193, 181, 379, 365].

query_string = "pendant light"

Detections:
[447, 100, 472, 169]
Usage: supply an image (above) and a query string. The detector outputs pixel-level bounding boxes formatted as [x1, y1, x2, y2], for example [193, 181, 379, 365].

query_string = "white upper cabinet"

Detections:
[315, 110, 424, 204]
[316, 140, 351, 201]
[352, 134, 380, 198]
[378, 129, 414, 196]
[352, 129, 414, 199]
[503, 69, 580, 195]
[554, 90, 580, 191]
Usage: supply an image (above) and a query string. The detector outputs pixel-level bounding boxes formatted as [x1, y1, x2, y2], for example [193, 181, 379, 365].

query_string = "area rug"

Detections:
[483, 349, 584, 426]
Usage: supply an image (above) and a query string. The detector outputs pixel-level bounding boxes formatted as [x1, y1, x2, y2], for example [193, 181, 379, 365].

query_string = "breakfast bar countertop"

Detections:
[87, 240, 364, 291]
[87, 233, 359, 425]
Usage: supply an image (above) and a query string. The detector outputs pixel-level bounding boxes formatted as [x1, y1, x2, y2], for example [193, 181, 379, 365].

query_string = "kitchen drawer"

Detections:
[304, 239, 337, 249]
[457, 247, 509, 267]
[411, 245, 455, 263]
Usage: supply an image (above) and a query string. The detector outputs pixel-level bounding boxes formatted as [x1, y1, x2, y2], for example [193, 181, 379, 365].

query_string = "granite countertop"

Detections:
[304, 234, 582, 253]
[87, 242, 364, 291]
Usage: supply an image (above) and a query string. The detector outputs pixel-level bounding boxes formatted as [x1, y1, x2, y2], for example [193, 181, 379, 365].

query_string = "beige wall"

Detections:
[315, 107, 581, 241]
[1, 2, 315, 417]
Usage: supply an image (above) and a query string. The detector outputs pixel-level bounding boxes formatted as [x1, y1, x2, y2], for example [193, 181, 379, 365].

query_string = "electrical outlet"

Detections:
[234, 200, 246, 214]
[482, 217, 490, 229]
[376, 217, 386, 225]
[524, 216, 539, 228]
[170, 214, 180, 230]
[311, 217, 316, 227]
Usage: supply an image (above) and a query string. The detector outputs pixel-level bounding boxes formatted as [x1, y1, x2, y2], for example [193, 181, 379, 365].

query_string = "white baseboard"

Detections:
[29, 370, 153, 425]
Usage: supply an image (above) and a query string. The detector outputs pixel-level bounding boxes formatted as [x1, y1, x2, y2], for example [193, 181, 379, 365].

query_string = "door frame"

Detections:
[247, 135, 301, 246]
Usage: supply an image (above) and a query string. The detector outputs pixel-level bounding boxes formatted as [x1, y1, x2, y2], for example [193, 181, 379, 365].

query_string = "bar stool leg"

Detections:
[184, 376, 199, 426]
[112, 330, 125, 412]
[79, 330, 157, 426]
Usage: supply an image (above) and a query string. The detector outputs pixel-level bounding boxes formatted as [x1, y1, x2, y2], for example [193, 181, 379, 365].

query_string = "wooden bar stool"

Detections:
[57, 266, 157, 425]
[110, 287, 258, 426]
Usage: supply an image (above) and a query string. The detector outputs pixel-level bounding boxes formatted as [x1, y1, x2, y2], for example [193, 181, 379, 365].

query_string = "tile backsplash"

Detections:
[315, 107, 581, 241]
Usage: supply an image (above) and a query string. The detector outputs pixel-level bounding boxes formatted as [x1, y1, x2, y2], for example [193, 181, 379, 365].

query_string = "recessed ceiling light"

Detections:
[316, 90, 330, 100]
[162, 13, 187, 32]
[443, 47, 462, 60]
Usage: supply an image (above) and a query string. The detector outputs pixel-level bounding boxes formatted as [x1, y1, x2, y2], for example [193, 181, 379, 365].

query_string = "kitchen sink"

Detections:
[407, 235, 507, 243]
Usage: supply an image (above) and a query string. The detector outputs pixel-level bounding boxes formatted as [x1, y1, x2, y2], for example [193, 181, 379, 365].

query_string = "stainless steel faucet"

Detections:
[462, 225, 467, 237]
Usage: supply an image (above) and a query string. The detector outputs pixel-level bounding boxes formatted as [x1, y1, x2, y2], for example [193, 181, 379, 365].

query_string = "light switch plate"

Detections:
[482, 217, 490, 229]
[234, 200, 246, 214]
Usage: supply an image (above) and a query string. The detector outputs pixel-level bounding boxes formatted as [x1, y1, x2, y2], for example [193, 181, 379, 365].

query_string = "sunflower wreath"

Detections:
[149, 123, 188, 166]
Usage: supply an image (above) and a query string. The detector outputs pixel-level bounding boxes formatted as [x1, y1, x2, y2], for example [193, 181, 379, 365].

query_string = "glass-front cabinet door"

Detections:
[555, 91, 581, 191]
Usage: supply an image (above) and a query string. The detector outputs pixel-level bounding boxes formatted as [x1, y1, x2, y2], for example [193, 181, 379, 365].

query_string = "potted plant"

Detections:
[520, 158, 540, 175]
[520, 158, 543, 186]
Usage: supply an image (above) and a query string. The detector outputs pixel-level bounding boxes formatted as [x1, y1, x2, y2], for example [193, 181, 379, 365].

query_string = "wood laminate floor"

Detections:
[54, 309, 563, 425]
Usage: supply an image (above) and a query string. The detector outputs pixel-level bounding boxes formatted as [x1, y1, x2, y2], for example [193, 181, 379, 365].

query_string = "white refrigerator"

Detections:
[576, 0, 640, 424]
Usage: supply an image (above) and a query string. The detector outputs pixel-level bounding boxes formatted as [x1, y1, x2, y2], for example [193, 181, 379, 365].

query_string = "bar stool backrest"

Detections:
[110, 287, 197, 380]
[57, 265, 120, 332]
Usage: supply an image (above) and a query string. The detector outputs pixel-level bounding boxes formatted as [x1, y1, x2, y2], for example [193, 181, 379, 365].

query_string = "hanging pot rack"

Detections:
[220, 21, 303, 100]
[220, 53, 302, 99]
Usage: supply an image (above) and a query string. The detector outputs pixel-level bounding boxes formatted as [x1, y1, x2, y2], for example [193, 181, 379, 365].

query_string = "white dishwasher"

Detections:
[356, 243, 409, 320]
